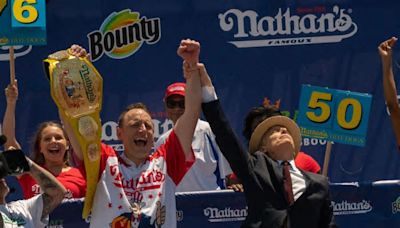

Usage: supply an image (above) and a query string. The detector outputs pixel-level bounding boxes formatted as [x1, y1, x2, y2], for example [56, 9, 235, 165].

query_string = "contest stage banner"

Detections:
[43, 50, 103, 219]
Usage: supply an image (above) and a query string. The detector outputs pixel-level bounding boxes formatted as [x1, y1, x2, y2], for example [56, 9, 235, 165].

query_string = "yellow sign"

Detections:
[0, 0, 7, 15]
[12, 0, 38, 24]
[43, 50, 103, 219]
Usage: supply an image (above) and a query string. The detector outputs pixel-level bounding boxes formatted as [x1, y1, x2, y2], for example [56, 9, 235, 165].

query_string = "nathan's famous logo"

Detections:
[392, 196, 400, 214]
[203, 207, 247, 222]
[79, 64, 96, 103]
[109, 164, 165, 191]
[87, 9, 161, 62]
[218, 5, 357, 48]
[331, 200, 372, 215]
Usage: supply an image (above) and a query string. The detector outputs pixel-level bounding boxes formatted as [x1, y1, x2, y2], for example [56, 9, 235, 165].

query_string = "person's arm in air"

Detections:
[378, 37, 400, 147]
[174, 39, 202, 161]
[3, 80, 22, 150]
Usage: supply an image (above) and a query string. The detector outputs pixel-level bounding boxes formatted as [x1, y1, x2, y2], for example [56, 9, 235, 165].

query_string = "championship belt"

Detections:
[43, 50, 103, 219]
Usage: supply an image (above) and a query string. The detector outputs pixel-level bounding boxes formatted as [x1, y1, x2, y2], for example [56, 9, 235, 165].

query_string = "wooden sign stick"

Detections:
[9, 46, 15, 84]
[322, 141, 332, 177]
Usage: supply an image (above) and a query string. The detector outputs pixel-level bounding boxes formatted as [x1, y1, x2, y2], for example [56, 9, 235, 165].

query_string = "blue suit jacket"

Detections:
[202, 100, 335, 228]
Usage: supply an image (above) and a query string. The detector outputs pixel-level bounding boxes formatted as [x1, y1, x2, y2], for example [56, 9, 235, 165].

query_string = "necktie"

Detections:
[282, 161, 294, 205]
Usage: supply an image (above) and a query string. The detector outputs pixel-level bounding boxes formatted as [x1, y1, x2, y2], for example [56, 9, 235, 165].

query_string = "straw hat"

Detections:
[249, 115, 301, 156]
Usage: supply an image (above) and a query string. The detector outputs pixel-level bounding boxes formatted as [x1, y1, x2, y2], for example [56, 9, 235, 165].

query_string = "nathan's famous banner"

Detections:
[0, 0, 400, 201]
[48, 185, 400, 228]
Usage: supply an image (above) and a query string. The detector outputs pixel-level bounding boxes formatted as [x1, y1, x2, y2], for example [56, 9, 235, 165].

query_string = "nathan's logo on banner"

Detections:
[203, 207, 247, 222]
[331, 200, 372, 215]
[218, 5, 357, 48]
[392, 197, 400, 214]
[87, 9, 161, 62]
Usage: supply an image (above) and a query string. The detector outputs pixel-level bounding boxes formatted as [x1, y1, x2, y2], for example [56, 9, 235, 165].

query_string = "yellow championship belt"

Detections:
[43, 50, 103, 219]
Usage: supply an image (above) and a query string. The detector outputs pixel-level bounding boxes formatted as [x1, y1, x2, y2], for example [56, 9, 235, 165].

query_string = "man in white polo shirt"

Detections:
[155, 82, 232, 192]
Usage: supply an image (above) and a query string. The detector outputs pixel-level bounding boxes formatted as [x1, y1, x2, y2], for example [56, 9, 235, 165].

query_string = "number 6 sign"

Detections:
[0, 0, 46, 46]
[11, 0, 45, 27]
[297, 85, 372, 147]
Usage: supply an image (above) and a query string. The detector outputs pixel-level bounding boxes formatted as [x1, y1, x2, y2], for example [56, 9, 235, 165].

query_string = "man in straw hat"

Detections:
[197, 63, 335, 228]
[243, 105, 321, 174]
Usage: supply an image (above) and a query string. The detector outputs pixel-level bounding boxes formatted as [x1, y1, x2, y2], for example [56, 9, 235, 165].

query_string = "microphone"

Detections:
[0, 135, 6, 146]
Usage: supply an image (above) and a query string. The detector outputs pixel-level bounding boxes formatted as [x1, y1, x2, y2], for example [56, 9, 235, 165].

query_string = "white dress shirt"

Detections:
[278, 160, 306, 201]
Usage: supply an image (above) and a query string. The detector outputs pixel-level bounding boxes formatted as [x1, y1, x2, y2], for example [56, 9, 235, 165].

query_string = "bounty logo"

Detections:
[203, 207, 247, 222]
[392, 196, 400, 214]
[87, 9, 161, 62]
[219, 5, 357, 48]
[331, 200, 372, 215]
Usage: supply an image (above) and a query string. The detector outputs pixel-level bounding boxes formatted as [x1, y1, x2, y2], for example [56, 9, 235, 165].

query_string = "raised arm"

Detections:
[3, 80, 21, 150]
[378, 37, 400, 146]
[26, 158, 67, 220]
[174, 39, 202, 161]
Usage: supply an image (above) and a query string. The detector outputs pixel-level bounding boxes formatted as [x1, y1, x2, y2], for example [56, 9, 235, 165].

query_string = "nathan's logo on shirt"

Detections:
[87, 9, 161, 62]
[203, 207, 248, 222]
[110, 165, 165, 191]
[331, 200, 372, 215]
[392, 196, 400, 214]
[218, 5, 357, 48]
[31, 183, 41, 194]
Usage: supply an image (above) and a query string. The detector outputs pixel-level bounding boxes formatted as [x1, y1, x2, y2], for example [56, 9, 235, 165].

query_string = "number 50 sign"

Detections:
[297, 85, 372, 147]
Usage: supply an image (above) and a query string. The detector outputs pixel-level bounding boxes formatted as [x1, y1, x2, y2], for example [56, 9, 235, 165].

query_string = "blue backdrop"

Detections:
[47, 183, 400, 227]
[1, 0, 400, 200]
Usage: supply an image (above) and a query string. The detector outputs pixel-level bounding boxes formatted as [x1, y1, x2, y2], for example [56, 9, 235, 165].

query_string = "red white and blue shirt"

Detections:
[89, 130, 191, 228]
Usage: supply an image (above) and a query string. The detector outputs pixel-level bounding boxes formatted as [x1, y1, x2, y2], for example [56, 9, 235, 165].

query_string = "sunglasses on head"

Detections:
[166, 99, 185, 109]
